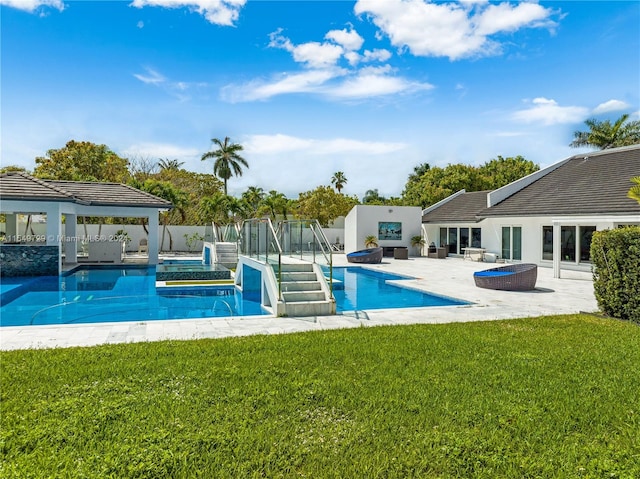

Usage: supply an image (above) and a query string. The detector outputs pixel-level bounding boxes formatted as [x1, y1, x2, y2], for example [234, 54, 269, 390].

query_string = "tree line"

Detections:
[2, 114, 638, 227]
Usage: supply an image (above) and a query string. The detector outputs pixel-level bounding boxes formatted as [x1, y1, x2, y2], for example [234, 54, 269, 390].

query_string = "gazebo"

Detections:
[0, 172, 173, 276]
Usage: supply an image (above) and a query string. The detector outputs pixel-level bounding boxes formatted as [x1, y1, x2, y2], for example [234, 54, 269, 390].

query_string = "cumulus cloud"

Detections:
[225, 26, 430, 102]
[511, 98, 589, 125]
[354, 0, 559, 60]
[129, 0, 246, 26]
[243, 134, 406, 156]
[592, 99, 630, 115]
[0, 0, 64, 12]
[325, 27, 364, 51]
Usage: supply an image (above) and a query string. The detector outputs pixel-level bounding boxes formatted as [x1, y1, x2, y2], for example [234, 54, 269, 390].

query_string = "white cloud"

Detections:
[592, 99, 630, 115]
[0, 0, 64, 12]
[362, 49, 392, 62]
[475, 2, 558, 36]
[129, 0, 246, 26]
[511, 98, 589, 125]
[220, 69, 344, 102]
[354, 0, 558, 60]
[121, 142, 200, 161]
[325, 27, 364, 51]
[269, 30, 345, 69]
[243, 134, 406, 156]
[133, 67, 166, 85]
[326, 66, 433, 99]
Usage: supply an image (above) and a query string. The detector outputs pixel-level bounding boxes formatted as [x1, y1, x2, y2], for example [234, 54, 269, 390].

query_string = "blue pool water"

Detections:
[0, 265, 469, 327]
[329, 266, 469, 312]
[0, 266, 266, 327]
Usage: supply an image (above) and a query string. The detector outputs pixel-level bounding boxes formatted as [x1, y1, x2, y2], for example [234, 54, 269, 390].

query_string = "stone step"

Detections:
[282, 290, 326, 302]
[279, 271, 317, 282]
[284, 300, 335, 317]
[281, 280, 322, 292]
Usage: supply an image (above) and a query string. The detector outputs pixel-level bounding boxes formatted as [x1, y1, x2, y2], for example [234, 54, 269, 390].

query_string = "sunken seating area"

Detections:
[347, 247, 383, 264]
[473, 263, 538, 291]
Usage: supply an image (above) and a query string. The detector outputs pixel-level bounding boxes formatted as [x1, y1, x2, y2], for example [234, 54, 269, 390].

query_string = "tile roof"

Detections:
[0, 172, 173, 209]
[479, 145, 640, 217]
[422, 190, 490, 223]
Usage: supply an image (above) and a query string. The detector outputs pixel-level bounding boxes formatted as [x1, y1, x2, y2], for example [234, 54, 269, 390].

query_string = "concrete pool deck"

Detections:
[0, 255, 598, 351]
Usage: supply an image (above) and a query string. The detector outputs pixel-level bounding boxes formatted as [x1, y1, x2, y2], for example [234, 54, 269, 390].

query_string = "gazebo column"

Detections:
[147, 212, 160, 264]
[5, 213, 19, 241]
[45, 203, 63, 273]
[65, 214, 78, 264]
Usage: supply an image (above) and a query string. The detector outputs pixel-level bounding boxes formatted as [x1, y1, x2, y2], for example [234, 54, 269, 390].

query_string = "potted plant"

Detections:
[364, 235, 378, 248]
[411, 235, 426, 256]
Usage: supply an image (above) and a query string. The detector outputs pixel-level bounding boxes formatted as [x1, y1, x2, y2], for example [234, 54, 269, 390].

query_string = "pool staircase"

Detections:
[235, 218, 336, 317]
[277, 262, 335, 316]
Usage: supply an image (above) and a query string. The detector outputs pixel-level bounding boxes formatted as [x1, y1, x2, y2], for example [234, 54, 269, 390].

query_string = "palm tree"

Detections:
[242, 186, 265, 217]
[201, 137, 248, 195]
[570, 114, 640, 149]
[364, 235, 378, 248]
[158, 158, 184, 171]
[331, 171, 347, 193]
[629, 176, 640, 204]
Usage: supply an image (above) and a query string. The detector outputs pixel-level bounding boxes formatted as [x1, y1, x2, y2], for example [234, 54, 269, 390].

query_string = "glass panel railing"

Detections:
[239, 218, 283, 297]
[278, 219, 333, 297]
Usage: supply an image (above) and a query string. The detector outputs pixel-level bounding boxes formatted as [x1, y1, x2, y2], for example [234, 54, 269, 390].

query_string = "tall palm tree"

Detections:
[629, 176, 640, 204]
[158, 158, 184, 171]
[570, 114, 640, 149]
[201, 137, 248, 195]
[331, 171, 347, 193]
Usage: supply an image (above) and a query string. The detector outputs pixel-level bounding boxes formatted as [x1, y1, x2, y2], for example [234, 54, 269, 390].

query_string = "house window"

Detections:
[580, 226, 596, 262]
[471, 228, 482, 248]
[439, 227, 482, 254]
[560, 225, 597, 263]
[502, 226, 522, 261]
[448, 228, 458, 254]
[542, 226, 553, 261]
[460, 228, 469, 251]
[561, 226, 576, 262]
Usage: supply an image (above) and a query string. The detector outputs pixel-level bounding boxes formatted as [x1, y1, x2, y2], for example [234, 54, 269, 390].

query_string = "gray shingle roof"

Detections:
[479, 145, 640, 217]
[0, 172, 173, 209]
[422, 190, 490, 223]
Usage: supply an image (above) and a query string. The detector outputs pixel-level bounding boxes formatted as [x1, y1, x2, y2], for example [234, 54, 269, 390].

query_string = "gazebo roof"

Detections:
[0, 172, 173, 209]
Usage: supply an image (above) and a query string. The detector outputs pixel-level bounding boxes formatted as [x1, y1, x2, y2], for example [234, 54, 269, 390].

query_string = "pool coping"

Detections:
[0, 256, 598, 350]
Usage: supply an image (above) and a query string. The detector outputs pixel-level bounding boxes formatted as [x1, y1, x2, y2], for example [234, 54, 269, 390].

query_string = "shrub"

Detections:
[591, 226, 640, 323]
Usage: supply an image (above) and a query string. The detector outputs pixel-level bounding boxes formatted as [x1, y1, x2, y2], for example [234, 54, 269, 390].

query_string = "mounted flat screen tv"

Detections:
[378, 222, 402, 240]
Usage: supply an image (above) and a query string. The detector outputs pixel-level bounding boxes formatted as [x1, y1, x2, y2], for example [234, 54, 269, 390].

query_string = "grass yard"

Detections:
[1, 314, 639, 478]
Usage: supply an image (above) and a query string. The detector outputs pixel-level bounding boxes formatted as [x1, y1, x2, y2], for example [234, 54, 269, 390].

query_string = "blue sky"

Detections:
[2, 0, 639, 199]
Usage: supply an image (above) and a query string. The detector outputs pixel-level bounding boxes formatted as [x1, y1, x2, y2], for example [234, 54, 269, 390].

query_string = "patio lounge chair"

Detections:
[473, 263, 537, 291]
[347, 247, 383, 264]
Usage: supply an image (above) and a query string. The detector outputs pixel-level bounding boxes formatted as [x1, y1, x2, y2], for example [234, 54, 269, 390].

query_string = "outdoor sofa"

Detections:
[473, 263, 538, 291]
[347, 247, 383, 264]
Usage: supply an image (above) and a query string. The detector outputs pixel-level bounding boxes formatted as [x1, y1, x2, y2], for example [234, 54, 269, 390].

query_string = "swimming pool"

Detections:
[330, 266, 469, 312]
[0, 265, 469, 327]
[0, 265, 266, 327]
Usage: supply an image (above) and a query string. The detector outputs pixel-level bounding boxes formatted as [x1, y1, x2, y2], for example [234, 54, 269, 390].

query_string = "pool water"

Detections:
[0, 265, 469, 327]
[329, 266, 468, 312]
[0, 266, 266, 327]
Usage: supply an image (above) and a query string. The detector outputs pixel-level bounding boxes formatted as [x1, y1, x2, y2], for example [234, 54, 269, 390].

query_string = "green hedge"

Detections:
[591, 226, 640, 323]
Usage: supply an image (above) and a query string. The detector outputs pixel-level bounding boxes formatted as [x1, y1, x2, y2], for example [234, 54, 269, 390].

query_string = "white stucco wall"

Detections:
[344, 205, 423, 255]
[423, 215, 640, 271]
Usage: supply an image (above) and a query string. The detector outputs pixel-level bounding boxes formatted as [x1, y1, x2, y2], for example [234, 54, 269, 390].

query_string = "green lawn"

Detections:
[1, 314, 639, 478]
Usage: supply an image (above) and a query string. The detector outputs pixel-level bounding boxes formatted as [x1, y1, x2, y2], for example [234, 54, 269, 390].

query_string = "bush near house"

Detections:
[591, 226, 640, 323]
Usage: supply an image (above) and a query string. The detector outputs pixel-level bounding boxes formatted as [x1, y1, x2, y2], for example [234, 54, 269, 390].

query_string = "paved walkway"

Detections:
[0, 256, 598, 351]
